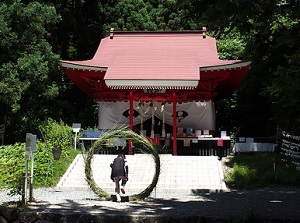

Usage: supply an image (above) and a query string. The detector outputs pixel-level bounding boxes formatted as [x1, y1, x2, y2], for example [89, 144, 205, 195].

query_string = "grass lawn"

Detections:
[49, 148, 81, 187]
[223, 153, 300, 189]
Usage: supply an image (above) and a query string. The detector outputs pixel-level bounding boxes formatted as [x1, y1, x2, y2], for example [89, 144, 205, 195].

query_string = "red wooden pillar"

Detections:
[172, 92, 177, 155]
[129, 91, 134, 154]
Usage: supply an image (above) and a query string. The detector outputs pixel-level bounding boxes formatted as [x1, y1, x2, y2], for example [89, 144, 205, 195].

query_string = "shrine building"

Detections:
[59, 28, 251, 156]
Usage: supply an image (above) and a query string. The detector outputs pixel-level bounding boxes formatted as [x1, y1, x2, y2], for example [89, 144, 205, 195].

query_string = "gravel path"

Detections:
[1, 187, 300, 221]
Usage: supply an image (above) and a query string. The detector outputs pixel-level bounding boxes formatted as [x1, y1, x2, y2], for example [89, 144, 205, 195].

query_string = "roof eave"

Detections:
[59, 61, 107, 72]
[200, 61, 251, 72]
[105, 80, 199, 90]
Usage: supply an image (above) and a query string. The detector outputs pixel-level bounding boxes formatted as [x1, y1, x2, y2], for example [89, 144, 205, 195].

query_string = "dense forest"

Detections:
[0, 0, 299, 144]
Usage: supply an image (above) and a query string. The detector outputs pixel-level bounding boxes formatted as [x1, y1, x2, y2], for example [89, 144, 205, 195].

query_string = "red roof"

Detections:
[60, 29, 250, 101]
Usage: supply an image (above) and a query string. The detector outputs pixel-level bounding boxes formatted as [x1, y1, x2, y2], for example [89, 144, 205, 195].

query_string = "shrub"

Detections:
[0, 143, 25, 195]
[0, 119, 79, 195]
[39, 118, 73, 150]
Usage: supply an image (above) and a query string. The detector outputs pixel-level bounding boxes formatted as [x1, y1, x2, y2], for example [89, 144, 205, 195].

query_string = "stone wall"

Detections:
[0, 208, 298, 223]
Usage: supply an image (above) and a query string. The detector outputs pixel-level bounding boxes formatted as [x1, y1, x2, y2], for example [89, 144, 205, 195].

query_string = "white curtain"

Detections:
[98, 101, 215, 130]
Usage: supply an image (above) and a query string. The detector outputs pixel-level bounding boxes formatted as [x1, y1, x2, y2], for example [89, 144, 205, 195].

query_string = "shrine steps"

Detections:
[56, 154, 227, 194]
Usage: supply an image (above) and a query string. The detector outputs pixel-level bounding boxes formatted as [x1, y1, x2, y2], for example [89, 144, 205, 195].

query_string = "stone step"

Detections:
[56, 154, 226, 193]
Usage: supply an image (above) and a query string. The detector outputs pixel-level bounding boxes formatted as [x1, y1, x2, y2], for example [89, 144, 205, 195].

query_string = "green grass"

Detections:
[224, 153, 300, 189]
[36, 148, 81, 187]
[52, 149, 81, 183]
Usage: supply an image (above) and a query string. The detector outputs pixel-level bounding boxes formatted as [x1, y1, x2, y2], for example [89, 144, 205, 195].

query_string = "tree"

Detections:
[184, 0, 300, 135]
[102, 0, 157, 33]
[0, 0, 61, 143]
[150, 0, 199, 30]
[45, 0, 105, 129]
[102, 0, 200, 33]
[45, 0, 105, 60]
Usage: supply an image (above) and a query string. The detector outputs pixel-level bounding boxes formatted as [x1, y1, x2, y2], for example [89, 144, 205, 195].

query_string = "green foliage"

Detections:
[51, 0, 104, 60]
[102, 0, 199, 33]
[39, 118, 73, 149]
[225, 154, 300, 189]
[0, 0, 64, 143]
[32, 142, 54, 187]
[149, 0, 198, 30]
[0, 143, 25, 195]
[0, 119, 79, 195]
[1, 0, 299, 144]
[0, 141, 55, 195]
[37, 118, 79, 187]
[180, 0, 300, 135]
[0, 0, 61, 111]
[215, 28, 247, 60]
[103, 0, 156, 32]
[227, 164, 259, 188]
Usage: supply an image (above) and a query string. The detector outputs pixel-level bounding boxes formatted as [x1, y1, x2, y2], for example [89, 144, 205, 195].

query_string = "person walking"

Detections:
[110, 152, 128, 202]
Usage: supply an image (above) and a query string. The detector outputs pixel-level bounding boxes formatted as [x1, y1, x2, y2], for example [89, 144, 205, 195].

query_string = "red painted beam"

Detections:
[172, 92, 177, 156]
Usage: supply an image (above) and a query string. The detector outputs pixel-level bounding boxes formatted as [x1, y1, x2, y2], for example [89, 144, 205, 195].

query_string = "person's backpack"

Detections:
[111, 156, 125, 177]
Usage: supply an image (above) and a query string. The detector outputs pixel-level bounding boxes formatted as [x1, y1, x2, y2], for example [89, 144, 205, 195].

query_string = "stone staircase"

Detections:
[56, 154, 227, 195]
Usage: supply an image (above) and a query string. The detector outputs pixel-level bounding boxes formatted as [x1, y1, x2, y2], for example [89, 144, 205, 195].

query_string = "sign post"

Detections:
[23, 133, 37, 205]
[72, 123, 81, 149]
[29, 134, 36, 202]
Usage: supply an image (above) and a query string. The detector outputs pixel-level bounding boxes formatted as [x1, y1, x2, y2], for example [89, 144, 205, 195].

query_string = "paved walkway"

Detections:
[22, 187, 300, 222]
